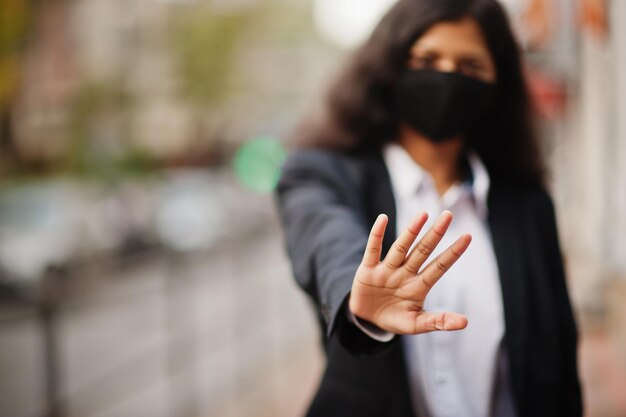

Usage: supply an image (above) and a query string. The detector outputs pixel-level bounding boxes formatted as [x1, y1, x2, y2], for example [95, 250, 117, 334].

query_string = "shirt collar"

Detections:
[382, 142, 426, 199]
[382, 142, 490, 218]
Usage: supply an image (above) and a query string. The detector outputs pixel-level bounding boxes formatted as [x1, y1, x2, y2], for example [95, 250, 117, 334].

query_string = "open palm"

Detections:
[349, 210, 472, 335]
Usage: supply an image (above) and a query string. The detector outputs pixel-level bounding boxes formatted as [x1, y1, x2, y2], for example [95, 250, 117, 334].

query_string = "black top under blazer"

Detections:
[275, 148, 582, 417]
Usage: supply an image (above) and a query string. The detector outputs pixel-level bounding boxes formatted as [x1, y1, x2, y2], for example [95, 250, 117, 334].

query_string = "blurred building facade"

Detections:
[522, 0, 626, 333]
[2, 0, 336, 173]
[564, 0, 626, 366]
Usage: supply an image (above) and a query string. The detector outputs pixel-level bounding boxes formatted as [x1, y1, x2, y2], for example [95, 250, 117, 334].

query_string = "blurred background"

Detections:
[0, 0, 625, 416]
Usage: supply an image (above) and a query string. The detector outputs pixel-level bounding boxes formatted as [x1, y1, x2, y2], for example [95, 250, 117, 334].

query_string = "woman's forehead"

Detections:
[410, 17, 491, 57]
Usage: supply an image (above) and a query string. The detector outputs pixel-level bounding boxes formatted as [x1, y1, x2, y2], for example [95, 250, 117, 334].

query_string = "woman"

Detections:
[276, 1, 582, 416]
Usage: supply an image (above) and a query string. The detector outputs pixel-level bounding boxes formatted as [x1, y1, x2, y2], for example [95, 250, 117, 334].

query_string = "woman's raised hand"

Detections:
[349, 210, 472, 335]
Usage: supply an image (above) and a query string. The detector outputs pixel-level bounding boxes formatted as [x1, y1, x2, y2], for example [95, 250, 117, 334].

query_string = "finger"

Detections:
[361, 214, 388, 267]
[403, 210, 453, 275]
[419, 233, 472, 291]
[383, 212, 428, 269]
[414, 311, 468, 333]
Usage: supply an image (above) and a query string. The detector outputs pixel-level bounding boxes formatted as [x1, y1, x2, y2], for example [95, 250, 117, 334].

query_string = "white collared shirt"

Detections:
[352, 142, 506, 417]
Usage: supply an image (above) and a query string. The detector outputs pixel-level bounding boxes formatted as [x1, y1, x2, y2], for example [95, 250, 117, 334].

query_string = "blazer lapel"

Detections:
[361, 151, 397, 255]
[487, 179, 529, 408]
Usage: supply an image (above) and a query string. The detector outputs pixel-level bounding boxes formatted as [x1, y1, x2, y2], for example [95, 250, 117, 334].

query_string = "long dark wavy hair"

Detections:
[294, 0, 544, 186]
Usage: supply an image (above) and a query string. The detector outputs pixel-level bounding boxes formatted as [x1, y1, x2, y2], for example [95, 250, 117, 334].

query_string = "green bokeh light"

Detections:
[233, 137, 287, 193]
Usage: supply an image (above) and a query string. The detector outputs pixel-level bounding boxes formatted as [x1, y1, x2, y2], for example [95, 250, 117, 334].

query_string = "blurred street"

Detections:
[0, 186, 325, 417]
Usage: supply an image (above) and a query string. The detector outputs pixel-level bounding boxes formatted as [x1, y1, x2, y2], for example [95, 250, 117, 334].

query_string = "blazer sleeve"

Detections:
[276, 149, 402, 358]
[275, 150, 370, 339]
[536, 190, 583, 417]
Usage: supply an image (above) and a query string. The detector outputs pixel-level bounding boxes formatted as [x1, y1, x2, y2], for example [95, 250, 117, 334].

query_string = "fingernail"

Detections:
[412, 212, 427, 223]
[437, 211, 451, 224]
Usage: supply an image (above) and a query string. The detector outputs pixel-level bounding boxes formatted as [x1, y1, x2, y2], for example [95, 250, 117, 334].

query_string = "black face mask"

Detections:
[392, 69, 496, 142]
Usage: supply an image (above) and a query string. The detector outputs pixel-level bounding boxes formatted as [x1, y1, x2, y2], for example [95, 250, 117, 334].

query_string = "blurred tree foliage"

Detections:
[1, 0, 314, 180]
[0, 0, 34, 169]
[166, 1, 314, 163]
[168, 7, 256, 107]
[64, 82, 154, 180]
[0, 0, 31, 110]
[168, 1, 313, 106]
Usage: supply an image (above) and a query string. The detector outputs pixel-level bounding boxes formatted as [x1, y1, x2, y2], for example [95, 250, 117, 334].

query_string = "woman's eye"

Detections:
[409, 56, 435, 69]
[459, 61, 485, 76]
